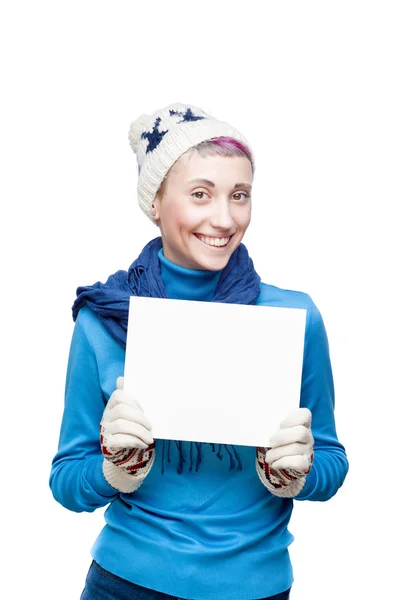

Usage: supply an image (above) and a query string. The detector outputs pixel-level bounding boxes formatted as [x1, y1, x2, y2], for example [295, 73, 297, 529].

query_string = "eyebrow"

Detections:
[188, 178, 252, 190]
[188, 178, 215, 187]
[234, 182, 252, 190]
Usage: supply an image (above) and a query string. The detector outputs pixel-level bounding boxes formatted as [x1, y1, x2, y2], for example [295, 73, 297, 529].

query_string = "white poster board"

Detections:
[124, 297, 306, 447]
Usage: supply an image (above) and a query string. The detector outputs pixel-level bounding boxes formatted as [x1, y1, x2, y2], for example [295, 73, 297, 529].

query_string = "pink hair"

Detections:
[194, 136, 254, 171]
[209, 136, 251, 155]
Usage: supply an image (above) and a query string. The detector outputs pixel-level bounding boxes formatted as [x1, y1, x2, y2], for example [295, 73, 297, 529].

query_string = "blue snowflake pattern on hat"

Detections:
[141, 117, 168, 154]
[169, 107, 205, 123]
[141, 108, 206, 154]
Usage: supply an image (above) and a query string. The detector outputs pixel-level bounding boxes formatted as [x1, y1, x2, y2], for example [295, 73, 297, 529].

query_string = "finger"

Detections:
[280, 408, 312, 429]
[116, 376, 124, 391]
[108, 420, 154, 446]
[270, 425, 312, 448]
[107, 434, 150, 450]
[266, 442, 310, 465]
[271, 454, 311, 472]
[104, 394, 119, 412]
[108, 404, 152, 431]
[108, 389, 144, 411]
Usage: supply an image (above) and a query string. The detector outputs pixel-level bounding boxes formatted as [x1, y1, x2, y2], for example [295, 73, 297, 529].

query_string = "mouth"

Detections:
[194, 233, 234, 249]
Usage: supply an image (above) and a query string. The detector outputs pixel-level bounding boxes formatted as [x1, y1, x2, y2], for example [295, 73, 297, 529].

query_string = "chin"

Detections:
[189, 233, 242, 271]
[193, 253, 233, 271]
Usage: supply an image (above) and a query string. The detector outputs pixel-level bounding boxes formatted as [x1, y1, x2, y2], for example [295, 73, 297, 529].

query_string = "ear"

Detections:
[151, 196, 161, 224]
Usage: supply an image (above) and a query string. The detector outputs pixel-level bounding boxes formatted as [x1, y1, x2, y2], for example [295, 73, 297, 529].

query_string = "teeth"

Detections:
[198, 235, 230, 247]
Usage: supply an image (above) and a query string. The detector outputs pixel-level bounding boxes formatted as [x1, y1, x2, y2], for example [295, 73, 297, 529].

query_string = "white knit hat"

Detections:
[128, 103, 252, 223]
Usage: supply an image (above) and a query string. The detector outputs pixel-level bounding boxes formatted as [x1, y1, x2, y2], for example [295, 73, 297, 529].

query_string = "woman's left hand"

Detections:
[256, 408, 314, 497]
[267, 408, 314, 472]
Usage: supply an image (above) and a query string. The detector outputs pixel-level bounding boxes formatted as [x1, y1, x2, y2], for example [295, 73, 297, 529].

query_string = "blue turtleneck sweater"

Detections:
[50, 250, 348, 600]
[158, 248, 222, 301]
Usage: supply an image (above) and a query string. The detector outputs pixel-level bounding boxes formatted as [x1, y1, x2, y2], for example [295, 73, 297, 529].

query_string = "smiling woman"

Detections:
[49, 102, 349, 600]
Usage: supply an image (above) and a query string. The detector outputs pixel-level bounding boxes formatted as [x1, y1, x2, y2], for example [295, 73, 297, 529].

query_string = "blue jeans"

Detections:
[80, 561, 291, 600]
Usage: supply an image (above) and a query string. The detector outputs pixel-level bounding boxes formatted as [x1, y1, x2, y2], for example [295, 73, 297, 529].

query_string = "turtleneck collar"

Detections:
[158, 249, 222, 301]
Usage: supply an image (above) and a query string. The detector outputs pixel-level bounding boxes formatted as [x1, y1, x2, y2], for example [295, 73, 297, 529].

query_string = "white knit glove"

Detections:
[256, 408, 314, 498]
[100, 377, 155, 493]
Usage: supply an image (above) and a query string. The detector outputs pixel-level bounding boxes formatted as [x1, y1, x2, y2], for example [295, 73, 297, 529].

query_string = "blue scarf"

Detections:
[72, 236, 261, 473]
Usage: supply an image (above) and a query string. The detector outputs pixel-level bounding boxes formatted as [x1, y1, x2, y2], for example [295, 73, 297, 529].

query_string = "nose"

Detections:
[210, 199, 235, 231]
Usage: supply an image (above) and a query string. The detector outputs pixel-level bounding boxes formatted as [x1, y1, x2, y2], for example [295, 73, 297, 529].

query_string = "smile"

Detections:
[195, 234, 233, 248]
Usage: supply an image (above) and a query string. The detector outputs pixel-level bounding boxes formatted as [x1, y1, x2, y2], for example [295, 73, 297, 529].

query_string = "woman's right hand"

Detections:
[101, 377, 154, 452]
[100, 377, 155, 492]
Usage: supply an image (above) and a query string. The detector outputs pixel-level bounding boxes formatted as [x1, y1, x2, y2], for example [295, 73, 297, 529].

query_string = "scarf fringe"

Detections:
[161, 440, 242, 474]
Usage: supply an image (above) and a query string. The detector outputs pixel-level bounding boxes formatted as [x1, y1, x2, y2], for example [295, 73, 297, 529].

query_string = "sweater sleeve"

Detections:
[49, 315, 120, 512]
[294, 297, 349, 501]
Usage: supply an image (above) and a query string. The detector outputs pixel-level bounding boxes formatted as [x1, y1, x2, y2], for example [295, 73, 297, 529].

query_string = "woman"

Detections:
[50, 103, 349, 600]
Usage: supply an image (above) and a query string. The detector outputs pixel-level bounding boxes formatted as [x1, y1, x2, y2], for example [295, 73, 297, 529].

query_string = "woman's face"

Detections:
[152, 152, 253, 271]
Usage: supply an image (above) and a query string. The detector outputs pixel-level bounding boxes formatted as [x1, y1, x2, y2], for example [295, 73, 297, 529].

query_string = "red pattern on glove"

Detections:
[256, 446, 314, 489]
[100, 423, 155, 475]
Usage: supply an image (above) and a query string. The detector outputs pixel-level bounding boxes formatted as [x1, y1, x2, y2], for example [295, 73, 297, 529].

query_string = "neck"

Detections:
[158, 249, 222, 301]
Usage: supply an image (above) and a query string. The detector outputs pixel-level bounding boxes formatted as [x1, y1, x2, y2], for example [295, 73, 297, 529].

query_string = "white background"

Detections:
[1, 1, 398, 598]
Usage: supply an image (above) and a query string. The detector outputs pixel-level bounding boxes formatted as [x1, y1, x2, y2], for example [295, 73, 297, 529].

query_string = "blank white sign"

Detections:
[124, 297, 307, 447]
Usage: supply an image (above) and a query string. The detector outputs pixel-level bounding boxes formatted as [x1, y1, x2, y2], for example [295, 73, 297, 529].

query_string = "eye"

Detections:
[191, 190, 209, 200]
[232, 192, 250, 202]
